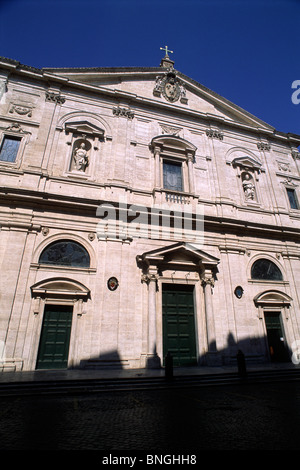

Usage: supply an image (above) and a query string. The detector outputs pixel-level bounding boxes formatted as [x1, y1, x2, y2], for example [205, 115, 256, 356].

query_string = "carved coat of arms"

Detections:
[162, 73, 180, 102]
[153, 71, 187, 104]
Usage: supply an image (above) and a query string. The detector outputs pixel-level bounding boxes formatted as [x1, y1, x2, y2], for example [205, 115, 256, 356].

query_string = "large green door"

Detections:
[162, 284, 197, 366]
[36, 305, 73, 370]
[264, 312, 289, 362]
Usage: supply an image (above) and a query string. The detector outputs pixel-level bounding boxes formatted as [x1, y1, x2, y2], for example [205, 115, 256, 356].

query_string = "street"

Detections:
[0, 379, 299, 451]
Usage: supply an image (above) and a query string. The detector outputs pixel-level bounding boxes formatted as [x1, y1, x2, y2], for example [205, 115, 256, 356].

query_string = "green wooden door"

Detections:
[162, 285, 197, 366]
[264, 312, 289, 362]
[36, 305, 73, 370]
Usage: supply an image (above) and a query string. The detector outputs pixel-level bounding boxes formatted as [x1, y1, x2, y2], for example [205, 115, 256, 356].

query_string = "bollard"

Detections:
[237, 349, 247, 378]
[165, 351, 173, 380]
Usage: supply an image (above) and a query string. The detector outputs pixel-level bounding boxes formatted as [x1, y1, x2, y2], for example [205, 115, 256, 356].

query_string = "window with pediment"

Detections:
[151, 135, 197, 197]
[0, 122, 30, 167]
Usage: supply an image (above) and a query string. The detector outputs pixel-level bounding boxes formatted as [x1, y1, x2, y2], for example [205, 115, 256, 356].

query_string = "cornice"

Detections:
[0, 186, 300, 242]
[1, 57, 300, 146]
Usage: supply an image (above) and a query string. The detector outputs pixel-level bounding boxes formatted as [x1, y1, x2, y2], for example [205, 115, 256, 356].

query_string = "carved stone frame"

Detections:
[28, 277, 90, 370]
[137, 242, 220, 367]
[0, 122, 31, 169]
[231, 155, 262, 205]
[63, 120, 105, 179]
[150, 135, 197, 195]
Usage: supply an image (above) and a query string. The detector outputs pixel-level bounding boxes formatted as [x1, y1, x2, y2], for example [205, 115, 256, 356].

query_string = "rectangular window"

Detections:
[286, 188, 299, 210]
[0, 135, 21, 163]
[163, 161, 183, 192]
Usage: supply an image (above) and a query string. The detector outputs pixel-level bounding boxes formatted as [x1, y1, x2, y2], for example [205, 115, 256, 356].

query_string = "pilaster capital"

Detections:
[186, 151, 194, 163]
[201, 276, 215, 288]
[141, 272, 159, 284]
[201, 268, 215, 287]
[153, 145, 161, 157]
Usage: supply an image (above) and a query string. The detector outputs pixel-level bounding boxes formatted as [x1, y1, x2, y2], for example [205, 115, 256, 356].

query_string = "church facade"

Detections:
[1, 53, 300, 372]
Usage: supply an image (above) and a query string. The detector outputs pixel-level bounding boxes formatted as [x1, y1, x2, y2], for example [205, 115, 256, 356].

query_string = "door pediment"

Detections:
[254, 290, 292, 306]
[31, 277, 90, 300]
[137, 242, 219, 273]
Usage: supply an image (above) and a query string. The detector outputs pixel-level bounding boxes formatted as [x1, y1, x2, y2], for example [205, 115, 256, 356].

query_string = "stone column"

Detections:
[202, 270, 220, 365]
[187, 152, 195, 193]
[154, 146, 161, 188]
[142, 270, 160, 368]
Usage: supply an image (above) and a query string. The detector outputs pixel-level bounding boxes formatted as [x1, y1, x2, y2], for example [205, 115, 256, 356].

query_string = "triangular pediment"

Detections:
[42, 66, 274, 131]
[137, 242, 219, 270]
[232, 155, 262, 170]
[64, 120, 105, 138]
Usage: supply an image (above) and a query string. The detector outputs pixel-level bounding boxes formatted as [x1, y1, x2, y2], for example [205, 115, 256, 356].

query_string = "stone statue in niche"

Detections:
[242, 172, 256, 201]
[71, 139, 90, 172]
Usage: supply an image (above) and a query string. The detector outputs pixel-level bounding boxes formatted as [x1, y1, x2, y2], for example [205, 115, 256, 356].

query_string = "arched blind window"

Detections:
[251, 259, 283, 281]
[39, 240, 90, 268]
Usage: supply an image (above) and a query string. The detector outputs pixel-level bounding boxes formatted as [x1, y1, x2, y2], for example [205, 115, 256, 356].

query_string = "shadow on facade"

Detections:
[160, 331, 291, 370]
[78, 349, 127, 370]
[74, 330, 292, 372]
[199, 331, 291, 368]
[77, 347, 162, 370]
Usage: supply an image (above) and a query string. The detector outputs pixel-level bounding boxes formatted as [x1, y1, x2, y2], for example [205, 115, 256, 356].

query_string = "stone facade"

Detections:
[0, 55, 300, 372]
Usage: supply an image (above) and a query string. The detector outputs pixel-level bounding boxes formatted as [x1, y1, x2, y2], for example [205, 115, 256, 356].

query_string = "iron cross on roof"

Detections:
[160, 45, 173, 58]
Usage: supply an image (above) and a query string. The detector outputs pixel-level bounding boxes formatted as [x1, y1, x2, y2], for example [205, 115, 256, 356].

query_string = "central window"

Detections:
[163, 160, 183, 192]
[151, 135, 197, 196]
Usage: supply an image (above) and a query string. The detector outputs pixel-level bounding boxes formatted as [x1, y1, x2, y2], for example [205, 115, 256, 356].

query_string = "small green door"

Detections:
[264, 312, 289, 362]
[162, 284, 197, 366]
[36, 305, 73, 370]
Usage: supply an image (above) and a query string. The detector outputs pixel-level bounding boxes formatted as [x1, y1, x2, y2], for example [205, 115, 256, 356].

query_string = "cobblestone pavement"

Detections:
[0, 380, 300, 451]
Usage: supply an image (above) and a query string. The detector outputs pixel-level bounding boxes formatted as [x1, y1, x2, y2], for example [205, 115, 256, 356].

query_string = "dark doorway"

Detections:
[36, 304, 73, 369]
[264, 311, 289, 362]
[162, 284, 197, 366]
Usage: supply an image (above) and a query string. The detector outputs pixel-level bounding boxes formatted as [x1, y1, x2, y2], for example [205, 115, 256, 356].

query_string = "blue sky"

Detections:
[1, 0, 300, 135]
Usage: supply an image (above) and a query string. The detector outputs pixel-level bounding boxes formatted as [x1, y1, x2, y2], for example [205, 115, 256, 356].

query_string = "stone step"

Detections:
[0, 367, 300, 397]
